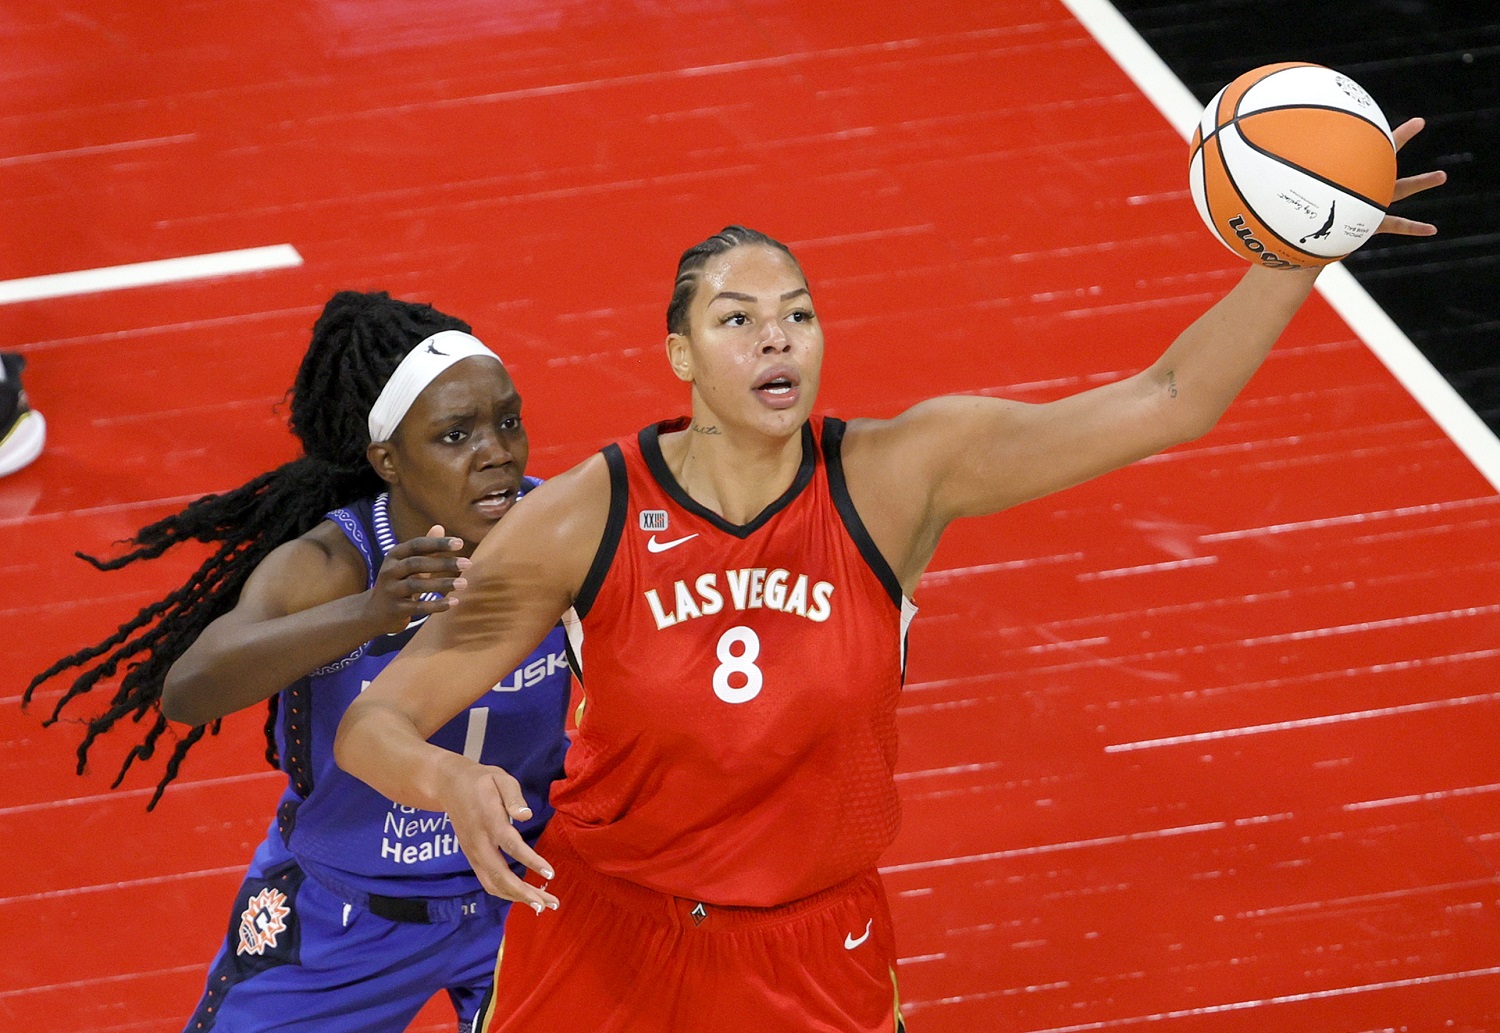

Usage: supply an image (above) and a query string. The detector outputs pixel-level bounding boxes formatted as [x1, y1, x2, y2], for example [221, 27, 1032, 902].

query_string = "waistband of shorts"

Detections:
[542, 823, 877, 932]
[297, 858, 508, 924]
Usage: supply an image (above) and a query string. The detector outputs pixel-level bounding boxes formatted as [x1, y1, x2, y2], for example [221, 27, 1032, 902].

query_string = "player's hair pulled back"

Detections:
[666, 226, 803, 336]
[23, 291, 471, 809]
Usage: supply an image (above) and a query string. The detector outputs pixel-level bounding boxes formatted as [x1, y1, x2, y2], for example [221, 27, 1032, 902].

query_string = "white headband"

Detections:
[367, 330, 503, 441]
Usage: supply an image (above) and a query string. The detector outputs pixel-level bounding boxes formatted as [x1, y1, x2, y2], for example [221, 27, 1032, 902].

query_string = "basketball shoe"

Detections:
[0, 353, 46, 477]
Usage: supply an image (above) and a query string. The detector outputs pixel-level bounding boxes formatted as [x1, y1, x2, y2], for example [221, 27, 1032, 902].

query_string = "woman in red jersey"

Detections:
[336, 122, 1445, 1033]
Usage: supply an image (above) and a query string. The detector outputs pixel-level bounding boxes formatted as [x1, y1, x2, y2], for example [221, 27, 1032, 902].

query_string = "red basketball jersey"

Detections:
[554, 416, 917, 907]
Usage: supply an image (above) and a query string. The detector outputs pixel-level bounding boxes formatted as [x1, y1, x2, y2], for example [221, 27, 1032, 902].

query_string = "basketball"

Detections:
[1189, 62, 1397, 269]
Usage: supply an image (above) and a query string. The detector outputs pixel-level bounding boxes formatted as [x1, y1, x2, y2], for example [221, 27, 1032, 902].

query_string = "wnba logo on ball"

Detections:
[1226, 216, 1302, 270]
[1333, 74, 1375, 108]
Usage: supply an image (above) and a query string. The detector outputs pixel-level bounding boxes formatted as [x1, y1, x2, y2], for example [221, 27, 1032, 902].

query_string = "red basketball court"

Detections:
[3, 1, 1498, 1029]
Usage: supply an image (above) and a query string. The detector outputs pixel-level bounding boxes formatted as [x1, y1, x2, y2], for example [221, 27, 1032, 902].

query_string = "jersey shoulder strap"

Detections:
[819, 417, 902, 606]
[574, 443, 629, 619]
[324, 495, 382, 590]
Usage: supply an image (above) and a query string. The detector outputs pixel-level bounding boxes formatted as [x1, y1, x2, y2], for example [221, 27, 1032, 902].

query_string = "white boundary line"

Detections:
[0, 244, 304, 305]
[1059, 0, 1500, 492]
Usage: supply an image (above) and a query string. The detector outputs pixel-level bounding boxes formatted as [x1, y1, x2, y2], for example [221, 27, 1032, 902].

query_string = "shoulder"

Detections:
[844, 395, 1021, 441]
[298, 519, 369, 573]
[839, 399, 964, 479]
[507, 452, 614, 545]
[832, 400, 1025, 590]
[239, 520, 369, 617]
[522, 451, 613, 498]
[842, 395, 1030, 471]
[424, 454, 612, 650]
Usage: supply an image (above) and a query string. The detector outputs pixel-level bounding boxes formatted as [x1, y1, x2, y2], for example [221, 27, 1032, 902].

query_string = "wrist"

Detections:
[354, 588, 407, 638]
[421, 747, 481, 812]
[1238, 263, 1321, 311]
[1243, 262, 1321, 288]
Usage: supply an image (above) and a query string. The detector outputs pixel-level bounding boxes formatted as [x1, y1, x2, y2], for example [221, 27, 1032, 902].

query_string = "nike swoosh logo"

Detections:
[844, 918, 873, 950]
[647, 533, 698, 553]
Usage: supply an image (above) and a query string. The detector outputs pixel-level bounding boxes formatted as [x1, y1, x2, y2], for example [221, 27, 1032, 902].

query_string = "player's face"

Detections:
[668, 245, 823, 438]
[372, 357, 529, 553]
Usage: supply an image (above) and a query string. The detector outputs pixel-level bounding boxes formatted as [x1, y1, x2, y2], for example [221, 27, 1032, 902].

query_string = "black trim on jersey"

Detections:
[276, 797, 300, 847]
[821, 417, 904, 607]
[280, 675, 315, 800]
[563, 621, 585, 685]
[639, 418, 818, 538]
[573, 443, 629, 620]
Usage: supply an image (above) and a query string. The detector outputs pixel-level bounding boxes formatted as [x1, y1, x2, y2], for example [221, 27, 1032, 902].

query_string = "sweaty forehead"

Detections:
[699, 246, 806, 301]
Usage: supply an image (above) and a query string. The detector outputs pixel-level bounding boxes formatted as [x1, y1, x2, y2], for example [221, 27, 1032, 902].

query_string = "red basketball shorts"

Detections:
[477, 826, 906, 1033]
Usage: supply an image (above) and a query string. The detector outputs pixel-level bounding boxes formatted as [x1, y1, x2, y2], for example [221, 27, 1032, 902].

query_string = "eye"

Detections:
[721, 311, 749, 327]
[787, 309, 814, 323]
[499, 414, 522, 432]
[441, 428, 469, 445]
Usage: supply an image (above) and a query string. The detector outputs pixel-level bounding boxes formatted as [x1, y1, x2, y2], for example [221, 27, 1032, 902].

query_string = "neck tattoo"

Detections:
[690, 422, 722, 435]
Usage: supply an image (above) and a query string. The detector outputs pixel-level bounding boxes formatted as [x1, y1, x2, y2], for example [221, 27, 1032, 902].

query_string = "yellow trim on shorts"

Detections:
[891, 965, 906, 1032]
[476, 939, 506, 1033]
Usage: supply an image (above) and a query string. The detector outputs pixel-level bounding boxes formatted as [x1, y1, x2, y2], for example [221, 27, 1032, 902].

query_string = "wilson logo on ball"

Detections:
[1226, 216, 1300, 270]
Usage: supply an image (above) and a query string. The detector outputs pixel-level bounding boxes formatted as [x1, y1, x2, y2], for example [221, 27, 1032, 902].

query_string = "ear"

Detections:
[366, 440, 399, 485]
[665, 332, 693, 383]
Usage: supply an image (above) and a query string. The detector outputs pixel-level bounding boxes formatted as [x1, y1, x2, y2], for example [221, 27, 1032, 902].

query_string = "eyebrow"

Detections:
[424, 391, 522, 424]
[709, 287, 811, 304]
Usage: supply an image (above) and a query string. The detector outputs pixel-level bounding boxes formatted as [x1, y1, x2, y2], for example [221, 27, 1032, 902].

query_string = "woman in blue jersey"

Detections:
[24, 291, 569, 1033]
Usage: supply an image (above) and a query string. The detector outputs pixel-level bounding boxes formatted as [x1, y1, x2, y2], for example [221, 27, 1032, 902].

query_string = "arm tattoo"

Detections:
[1166, 370, 1178, 399]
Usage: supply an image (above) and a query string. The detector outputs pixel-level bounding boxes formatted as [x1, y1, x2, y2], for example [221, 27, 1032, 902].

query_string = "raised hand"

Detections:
[364, 524, 471, 635]
[1378, 117, 1448, 237]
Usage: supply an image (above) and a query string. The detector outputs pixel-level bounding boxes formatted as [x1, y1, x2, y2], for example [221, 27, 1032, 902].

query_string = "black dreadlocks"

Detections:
[23, 291, 471, 808]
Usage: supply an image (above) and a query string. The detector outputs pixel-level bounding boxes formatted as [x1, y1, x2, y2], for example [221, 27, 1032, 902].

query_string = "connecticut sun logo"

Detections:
[236, 887, 291, 956]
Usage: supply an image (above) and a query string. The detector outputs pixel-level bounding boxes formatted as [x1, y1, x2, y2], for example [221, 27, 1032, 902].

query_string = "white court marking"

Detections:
[0, 244, 303, 305]
[1060, 0, 1500, 493]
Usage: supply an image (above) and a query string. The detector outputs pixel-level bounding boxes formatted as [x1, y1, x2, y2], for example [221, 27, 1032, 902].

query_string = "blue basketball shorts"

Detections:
[182, 839, 510, 1033]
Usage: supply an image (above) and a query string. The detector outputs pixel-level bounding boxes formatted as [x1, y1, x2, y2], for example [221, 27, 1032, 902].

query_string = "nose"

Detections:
[758, 319, 790, 353]
[471, 428, 514, 469]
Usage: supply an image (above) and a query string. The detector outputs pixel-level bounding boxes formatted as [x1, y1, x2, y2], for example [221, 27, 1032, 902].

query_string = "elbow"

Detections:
[332, 720, 349, 770]
[1174, 407, 1225, 446]
[332, 703, 362, 774]
[1136, 372, 1226, 453]
[1155, 389, 1230, 448]
[159, 668, 194, 725]
[160, 664, 213, 726]
[333, 705, 383, 788]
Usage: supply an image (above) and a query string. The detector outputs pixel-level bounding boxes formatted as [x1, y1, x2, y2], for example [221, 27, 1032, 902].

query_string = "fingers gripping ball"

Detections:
[1189, 62, 1397, 269]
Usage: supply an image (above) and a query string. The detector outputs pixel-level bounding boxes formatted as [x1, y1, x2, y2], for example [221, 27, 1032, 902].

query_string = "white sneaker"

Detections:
[0, 353, 46, 477]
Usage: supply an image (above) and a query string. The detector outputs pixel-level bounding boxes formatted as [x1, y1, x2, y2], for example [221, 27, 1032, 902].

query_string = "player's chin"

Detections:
[749, 393, 815, 432]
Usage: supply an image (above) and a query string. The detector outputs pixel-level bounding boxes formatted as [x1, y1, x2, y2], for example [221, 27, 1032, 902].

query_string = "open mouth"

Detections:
[473, 486, 518, 518]
[753, 367, 801, 406]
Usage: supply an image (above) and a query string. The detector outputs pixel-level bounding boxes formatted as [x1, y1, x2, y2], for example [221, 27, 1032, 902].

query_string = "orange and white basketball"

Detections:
[1189, 62, 1397, 269]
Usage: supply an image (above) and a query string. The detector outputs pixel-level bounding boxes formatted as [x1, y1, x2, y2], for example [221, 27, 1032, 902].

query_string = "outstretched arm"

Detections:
[849, 118, 1446, 589]
[335, 455, 610, 909]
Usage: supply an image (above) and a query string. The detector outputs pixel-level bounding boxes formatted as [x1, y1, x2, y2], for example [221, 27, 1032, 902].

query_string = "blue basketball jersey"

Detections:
[270, 484, 571, 899]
